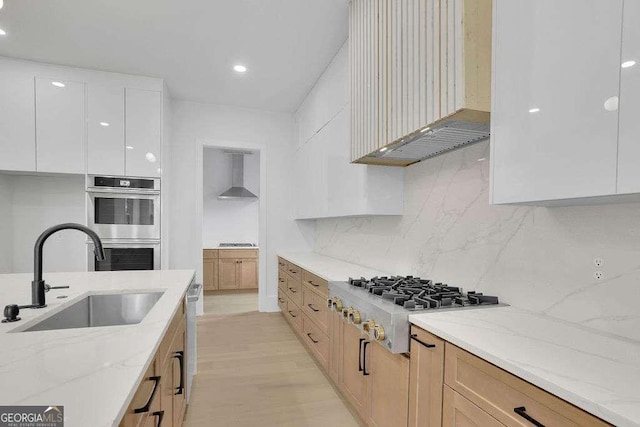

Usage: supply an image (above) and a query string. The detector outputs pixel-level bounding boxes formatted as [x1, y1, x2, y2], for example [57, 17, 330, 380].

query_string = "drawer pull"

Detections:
[278, 297, 285, 303]
[289, 269, 297, 274]
[308, 280, 319, 287]
[288, 287, 297, 293]
[514, 406, 545, 427]
[306, 332, 319, 344]
[307, 303, 319, 312]
[358, 338, 366, 372]
[152, 410, 164, 427]
[410, 334, 436, 348]
[288, 310, 297, 318]
[279, 278, 285, 283]
[134, 375, 161, 413]
[173, 351, 185, 395]
[362, 341, 370, 376]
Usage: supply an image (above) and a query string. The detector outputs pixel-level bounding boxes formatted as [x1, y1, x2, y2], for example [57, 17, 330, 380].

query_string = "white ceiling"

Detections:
[0, 0, 349, 112]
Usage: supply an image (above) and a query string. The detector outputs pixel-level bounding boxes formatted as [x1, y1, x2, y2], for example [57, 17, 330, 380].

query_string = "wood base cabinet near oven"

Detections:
[203, 249, 258, 291]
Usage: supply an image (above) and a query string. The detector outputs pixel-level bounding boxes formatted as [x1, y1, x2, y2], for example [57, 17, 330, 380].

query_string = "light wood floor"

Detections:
[183, 293, 361, 426]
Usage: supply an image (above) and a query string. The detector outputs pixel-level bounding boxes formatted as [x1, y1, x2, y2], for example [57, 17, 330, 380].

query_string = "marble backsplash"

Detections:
[315, 140, 640, 343]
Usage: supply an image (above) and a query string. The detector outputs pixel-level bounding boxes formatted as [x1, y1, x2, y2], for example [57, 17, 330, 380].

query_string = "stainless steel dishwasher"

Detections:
[186, 281, 201, 402]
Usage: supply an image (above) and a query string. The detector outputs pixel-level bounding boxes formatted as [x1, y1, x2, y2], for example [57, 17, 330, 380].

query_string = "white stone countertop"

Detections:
[277, 251, 389, 282]
[0, 269, 195, 427]
[409, 306, 640, 427]
[205, 246, 259, 250]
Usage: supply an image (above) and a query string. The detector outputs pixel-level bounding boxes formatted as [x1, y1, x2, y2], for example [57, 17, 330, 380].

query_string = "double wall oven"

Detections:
[87, 175, 161, 271]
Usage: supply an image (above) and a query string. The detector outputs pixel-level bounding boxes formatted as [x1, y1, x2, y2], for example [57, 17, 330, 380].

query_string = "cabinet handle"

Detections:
[152, 410, 164, 427]
[410, 334, 436, 348]
[278, 297, 285, 303]
[358, 338, 366, 372]
[289, 269, 297, 274]
[134, 376, 161, 413]
[288, 287, 297, 293]
[279, 278, 285, 283]
[307, 303, 319, 312]
[514, 407, 545, 427]
[306, 332, 319, 344]
[173, 351, 185, 396]
[288, 310, 297, 318]
[308, 280, 319, 287]
[362, 341, 370, 376]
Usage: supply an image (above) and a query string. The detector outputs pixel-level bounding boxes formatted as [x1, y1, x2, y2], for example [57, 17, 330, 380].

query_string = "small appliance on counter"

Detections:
[328, 275, 505, 354]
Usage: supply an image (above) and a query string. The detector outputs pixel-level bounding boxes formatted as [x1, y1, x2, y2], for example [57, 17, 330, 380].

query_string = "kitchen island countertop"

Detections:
[0, 269, 195, 427]
[409, 306, 640, 427]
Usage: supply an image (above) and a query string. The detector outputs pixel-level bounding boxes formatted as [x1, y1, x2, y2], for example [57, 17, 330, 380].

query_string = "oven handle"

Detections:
[87, 187, 160, 195]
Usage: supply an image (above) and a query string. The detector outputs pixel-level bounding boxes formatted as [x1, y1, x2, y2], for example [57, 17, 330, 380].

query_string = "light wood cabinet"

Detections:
[204, 249, 257, 291]
[35, 77, 86, 174]
[341, 322, 368, 419]
[366, 341, 410, 427]
[442, 385, 504, 427]
[408, 326, 445, 427]
[350, 0, 492, 165]
[120, 299, 186, 427]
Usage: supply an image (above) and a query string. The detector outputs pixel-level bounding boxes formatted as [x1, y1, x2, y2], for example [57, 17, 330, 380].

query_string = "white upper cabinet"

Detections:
[616, 0, 640, 195]
[35, 77, 86, 174]
[491, 0, 624, 204]
[0, 62, 36, 172]
[125, 88, 162, 178]
[87, 85, 125, 176]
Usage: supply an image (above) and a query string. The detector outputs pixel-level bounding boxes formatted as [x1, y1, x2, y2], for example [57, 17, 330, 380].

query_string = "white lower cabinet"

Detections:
[0, 64, 36, 172]
[125, 88, 162, 178]
[35, 77, 86, 174]
[88, 85, 125, 176]
[491, 0, 624, 205]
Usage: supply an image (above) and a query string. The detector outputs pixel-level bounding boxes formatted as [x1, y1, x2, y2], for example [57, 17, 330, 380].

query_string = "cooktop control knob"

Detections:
[332, 297, 343, 312]
[373, 324, 385, 341]
[327, 297, 333, 308]
[343, 307, 353, 319]
[362, 319, 375, 332]
[349, 309, 362, 324]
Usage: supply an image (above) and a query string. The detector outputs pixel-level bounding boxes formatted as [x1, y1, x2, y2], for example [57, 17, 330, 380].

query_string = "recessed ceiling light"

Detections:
[51, 81, 65, 88]
[528, 107, 540, 113]
[0, 28, 7, 36]
[126, 146, 134, 150]
[622, 60, 636, 69]
[233, 64, 247, 73]
[99, 122, 110, 127]
[0, 0, 3, 10]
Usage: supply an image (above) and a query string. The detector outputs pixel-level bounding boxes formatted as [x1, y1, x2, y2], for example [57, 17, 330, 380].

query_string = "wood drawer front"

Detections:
[277, 257, 288, 270]
[219, 249, 258, 259]
[120, 359, 160, 427]
[302, 270, 328, 296]
[277, 289, 286, 311]
[159, 305, 185, 367]
[443, 385, 505, 427]
[302, 314, 330, 369]
[444, 344, 610, 427]
[285, 275, 303, 306]
[285, 298, 303, 332]
[286, 262, 302, 278]
[277, 271, 287, 291]
[301, 285, 329, 334]
[203, 249, 219, 259]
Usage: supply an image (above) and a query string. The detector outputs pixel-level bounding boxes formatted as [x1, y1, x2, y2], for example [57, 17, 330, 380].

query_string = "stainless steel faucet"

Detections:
[31, 223, 106, 308]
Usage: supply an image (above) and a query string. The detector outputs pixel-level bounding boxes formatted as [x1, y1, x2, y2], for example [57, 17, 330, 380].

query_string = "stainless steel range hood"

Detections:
[218, 152, 258, 200]
[358, 110, 490, 167]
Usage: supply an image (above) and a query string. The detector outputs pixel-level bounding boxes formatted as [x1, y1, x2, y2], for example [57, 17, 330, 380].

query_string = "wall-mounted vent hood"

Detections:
[218, 152, 258, 200]
[359, 110, 490, 167]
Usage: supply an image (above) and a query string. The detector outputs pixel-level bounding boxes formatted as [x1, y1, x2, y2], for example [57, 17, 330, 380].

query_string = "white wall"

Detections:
[0, 174, 86, 274]
[315, 139, 640, 342]
[202, 148, 259, 247]
[169, 100, 314, 312]
[0, 174, 13, 273]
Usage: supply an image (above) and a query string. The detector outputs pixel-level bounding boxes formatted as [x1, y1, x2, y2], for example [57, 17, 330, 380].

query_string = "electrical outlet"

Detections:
[593, 258, 604, 268]
[594, 271, 604, 280]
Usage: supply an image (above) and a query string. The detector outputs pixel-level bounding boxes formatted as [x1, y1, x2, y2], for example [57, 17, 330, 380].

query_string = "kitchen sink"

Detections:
[21, 291, 164, 332]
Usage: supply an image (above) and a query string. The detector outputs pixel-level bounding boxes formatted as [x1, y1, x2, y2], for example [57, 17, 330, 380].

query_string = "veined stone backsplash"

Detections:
[315, 140, 640, 342]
